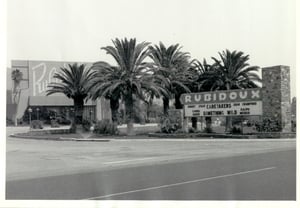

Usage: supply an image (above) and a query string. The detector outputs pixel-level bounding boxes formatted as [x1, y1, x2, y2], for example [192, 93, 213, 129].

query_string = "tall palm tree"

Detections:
[203, 50, 261, 91]
[149, 42, 193, 115]
[189, 59, 214, 129]
[201, 49, 262, 131]
[89, 38, 168, 135]
[47, 63, 95, 133]
[88, 61, 121, 125]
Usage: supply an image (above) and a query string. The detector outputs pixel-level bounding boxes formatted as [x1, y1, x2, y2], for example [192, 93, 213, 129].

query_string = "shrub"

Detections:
[202, 127, 213, 133]
[82, 119, 92, 132]
[31, 120, 43, 129]
[6, 118, 14, 126]
[246, 122, 253, 127]
[189, 127, 197, 133]
[230, 126, 242, 134]
[255, 118, 282, 132]
[93, 119, 119, 135]
[50, 120, 60, 128]
[147, 117, 157, 123]
[160, 117, 180, 133]
[56, 116, 72, 125]
[291, 120, 296, 132]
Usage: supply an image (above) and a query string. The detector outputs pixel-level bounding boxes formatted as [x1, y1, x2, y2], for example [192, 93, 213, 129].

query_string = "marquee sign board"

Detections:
[180, 88, 263, 117]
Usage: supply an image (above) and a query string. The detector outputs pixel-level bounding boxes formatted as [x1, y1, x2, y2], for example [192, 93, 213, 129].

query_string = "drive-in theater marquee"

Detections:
[180, 88, 262, 117]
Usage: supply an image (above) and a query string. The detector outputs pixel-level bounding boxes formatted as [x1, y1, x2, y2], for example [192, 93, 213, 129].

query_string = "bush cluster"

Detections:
[6, 118, 14, 126]
[291, 120, 296, 132]
[56, 117, 72, 125]
[202, 127, 213, 133]
[30, 120, 43, 129]
[93, 119, 119, 135]
[188, 127, 197, 133]
[82, 119, 92, 132]
[230, 126, 242, 134]
[255, 118, 282, 132]
[50, 120, 60, 128]
[146, 117, 158, 123]
[160, 117, 180, 133]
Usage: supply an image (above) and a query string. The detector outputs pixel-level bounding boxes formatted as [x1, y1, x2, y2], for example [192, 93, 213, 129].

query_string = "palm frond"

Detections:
[47, 63, 92, 100]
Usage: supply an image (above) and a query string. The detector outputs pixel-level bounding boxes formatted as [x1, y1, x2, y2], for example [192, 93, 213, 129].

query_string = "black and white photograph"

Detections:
[0, 0, 298, 207]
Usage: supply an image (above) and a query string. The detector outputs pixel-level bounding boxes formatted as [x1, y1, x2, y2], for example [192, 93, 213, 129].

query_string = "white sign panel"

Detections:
[184, 101, 262, 117]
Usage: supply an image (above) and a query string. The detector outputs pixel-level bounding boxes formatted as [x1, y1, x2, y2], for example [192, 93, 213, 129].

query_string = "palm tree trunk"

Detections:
[226, 117, 233, 133]
[70, 110, 76, 133]
[146, 103, 150, 121]
[163, 97, 169, 116]
[191, 117, 198, 130]
[225, 85, 232, 133]
[110, 97, 119, 125]
[205, 117, 212, 129]
[124, 93, 135, 136]
[174, 94, 183, 109]
[71, 97, 84, 133]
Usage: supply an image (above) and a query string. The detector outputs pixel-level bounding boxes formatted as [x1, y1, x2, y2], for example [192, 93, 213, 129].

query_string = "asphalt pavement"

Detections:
[6, 149, 296, 200]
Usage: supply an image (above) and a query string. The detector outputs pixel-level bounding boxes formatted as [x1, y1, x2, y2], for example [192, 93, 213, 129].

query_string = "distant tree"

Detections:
[11, 69, 23, 91]
[11, 69, 23, 103]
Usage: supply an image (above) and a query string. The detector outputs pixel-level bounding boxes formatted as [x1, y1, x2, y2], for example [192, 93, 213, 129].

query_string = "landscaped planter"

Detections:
[148, 132, 253, 139]
[256, 132, 296, 138]
[27, 128, 71, 135]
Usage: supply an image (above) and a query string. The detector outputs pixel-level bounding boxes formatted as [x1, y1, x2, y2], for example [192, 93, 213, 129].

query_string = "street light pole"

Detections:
[53, 109, 56, 120]
[28, 107, 32, 129]
[90, 110, 93, 122]
[36, 108, 40, 120]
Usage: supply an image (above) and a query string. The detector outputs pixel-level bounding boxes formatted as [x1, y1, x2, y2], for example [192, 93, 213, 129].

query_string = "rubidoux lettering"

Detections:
[180, 88, 261, 104]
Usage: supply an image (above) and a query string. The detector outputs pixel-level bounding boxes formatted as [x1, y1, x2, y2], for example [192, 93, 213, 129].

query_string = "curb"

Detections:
[148, 132, 296, 139]
[9, 134, 110, 142]
[9, 134, 61, 141]
[9, 133, 296, 142]
[59, 137, 110, 142]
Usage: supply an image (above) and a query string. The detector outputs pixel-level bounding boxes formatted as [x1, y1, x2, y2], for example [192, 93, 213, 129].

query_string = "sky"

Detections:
[6, 0, 296, 97]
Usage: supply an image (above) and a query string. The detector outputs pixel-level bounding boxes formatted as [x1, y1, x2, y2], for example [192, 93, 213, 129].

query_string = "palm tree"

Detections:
[192, 59, 216, 92]
[47, 63, 95, 133]
[149, 42, 193, 115]
[189, 59, 214, 129]
[11, 69, 23, 103]
[200, 49, 262, 131]
[203, 50, 261, 91]
[89, 38, 168, 135]
[88, 61, 121, 125]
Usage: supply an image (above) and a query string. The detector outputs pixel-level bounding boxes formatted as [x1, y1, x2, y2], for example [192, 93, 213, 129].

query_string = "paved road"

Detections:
[6, 149, 295, 200]
[7, 134, 295, 181]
